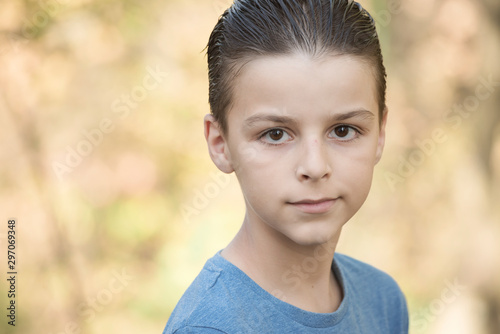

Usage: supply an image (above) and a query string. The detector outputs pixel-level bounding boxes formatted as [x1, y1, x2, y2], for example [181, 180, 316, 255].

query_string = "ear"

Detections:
[204, 114, 234, 173]
[375, 107, 388, 165]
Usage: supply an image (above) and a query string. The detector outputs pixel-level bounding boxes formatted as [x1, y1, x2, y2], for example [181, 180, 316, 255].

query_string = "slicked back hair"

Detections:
[207, 0, 386, 134]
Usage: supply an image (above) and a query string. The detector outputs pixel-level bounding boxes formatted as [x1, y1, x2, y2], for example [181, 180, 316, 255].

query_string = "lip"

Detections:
[288, 198, 337, 214]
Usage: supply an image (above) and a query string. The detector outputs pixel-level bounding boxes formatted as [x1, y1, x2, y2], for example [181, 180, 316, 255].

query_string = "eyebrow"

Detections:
[333, 109, 375, 122]
[243, 109, 375, 128]
[243, 114, 299, 128]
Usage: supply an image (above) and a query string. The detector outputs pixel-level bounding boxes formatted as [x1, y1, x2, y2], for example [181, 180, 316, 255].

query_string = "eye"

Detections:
[260, 128, 292, 145]
[329, 125, 359, 141]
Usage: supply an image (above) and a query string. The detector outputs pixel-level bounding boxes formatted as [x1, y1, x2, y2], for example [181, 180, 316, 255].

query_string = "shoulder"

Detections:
[163, 253, 253, 334]
[334, 252, 402, 291]
[335, 253, 409, 332]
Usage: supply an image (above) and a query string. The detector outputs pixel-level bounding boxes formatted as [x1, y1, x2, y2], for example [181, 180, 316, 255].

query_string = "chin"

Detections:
[285, 224, 341, 247]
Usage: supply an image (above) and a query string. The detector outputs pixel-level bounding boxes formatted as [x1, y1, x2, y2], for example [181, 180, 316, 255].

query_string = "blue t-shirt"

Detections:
[164, 252, 408, 333]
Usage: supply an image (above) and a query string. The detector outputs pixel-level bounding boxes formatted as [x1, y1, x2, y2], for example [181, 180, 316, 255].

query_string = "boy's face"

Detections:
[205, 54, 387, 246]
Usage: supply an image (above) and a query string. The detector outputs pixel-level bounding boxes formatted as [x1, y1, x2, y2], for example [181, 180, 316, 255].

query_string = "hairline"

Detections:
[218, 50, 385, 136]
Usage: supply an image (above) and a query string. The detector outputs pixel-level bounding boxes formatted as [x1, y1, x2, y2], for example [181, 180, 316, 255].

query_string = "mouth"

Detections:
[287, 198, 338, 214]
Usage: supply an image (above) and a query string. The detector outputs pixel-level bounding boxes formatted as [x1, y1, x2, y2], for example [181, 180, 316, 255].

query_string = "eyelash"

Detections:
[258, 125, 362, 146]
[328, 125, 362, 142]
[258, 128, 293, 146]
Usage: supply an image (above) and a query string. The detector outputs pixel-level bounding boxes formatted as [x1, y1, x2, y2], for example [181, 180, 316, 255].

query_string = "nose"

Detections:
[295, 138, 332, 181]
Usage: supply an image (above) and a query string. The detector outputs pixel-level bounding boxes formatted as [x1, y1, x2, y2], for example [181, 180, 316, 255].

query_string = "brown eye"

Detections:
[261, 128, 291, 145]
[329, 125, 358, 141]
[334, 126, 349, 137]
[269, 129, 284, 141]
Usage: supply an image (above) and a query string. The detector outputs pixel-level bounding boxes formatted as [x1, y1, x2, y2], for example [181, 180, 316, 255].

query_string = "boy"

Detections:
[164, 0, 409, 332]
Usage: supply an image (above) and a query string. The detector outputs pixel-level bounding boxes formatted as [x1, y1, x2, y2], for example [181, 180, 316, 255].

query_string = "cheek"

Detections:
[338, 147, 377, 195]
[341, 161, 373, 188]
[347, 136, 379, 166]
[234, 142, 291, 172]
[233, 146, 291, 198]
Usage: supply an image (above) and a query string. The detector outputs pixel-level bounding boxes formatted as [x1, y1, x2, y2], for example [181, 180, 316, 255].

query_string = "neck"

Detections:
[221, 214, 343, 313]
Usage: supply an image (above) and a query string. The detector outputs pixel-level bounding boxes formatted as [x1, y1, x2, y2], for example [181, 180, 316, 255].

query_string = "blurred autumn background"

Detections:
[0, 0, 499, 333]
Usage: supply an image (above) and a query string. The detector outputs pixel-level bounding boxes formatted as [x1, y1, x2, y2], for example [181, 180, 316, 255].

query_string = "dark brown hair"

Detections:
[207, 0, 386, 134]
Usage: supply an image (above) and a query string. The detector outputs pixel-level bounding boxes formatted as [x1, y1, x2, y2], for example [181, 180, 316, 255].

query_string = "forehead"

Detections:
[227, 53, 379, 124]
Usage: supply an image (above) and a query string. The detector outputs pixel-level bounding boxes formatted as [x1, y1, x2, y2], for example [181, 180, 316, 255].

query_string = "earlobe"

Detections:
[375, 108, 388, 165]
[204, 114, 234, 173]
